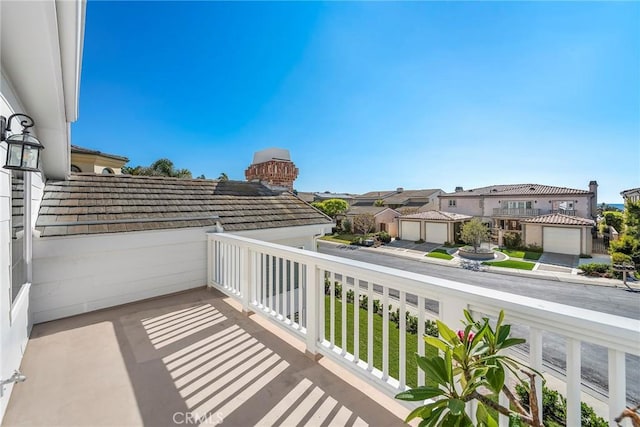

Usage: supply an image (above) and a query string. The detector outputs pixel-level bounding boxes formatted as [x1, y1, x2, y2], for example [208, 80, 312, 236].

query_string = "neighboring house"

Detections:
[352, 187, 443, 210]
[351, 190, 397, 207]
[1, 0, 85, 419]
[342, 205, 400, 236]
[398, 211, 472, 244]
[521, 214, 595, 256]
[295, 191, 355, 205]
[438, 182, 598, 254]
[621, 187, 640, 204]
[33, 174, 333, 323]
[379, 188, 443, 211]
[70, 144, 128, 174]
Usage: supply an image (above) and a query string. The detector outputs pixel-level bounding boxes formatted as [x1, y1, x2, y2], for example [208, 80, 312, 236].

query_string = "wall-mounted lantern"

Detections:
[0, 114, 44, 172]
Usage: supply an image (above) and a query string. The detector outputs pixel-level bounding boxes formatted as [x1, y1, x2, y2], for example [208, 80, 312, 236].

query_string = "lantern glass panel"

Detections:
[7, 143, 23, 168]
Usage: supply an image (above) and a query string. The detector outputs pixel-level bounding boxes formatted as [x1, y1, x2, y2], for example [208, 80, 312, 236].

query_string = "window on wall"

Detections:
[552, 200, 575, 211]
[71, 164, 81, 172]
[506, 201, 533, 209]
[11, 172, 26, 303]
[101, 168, 114, 174]
[448, 200, 456, 207]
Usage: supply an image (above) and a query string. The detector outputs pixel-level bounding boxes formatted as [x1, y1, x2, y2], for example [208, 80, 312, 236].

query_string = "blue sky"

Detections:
[73, 1, 639, 203]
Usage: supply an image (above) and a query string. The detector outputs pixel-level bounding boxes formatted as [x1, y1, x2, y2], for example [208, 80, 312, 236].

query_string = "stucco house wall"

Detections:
[438, 197, 483, 217]
[524, 224, 543, 247]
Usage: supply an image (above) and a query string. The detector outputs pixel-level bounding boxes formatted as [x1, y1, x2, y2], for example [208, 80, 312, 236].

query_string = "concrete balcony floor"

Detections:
[4, 288, 405, 427]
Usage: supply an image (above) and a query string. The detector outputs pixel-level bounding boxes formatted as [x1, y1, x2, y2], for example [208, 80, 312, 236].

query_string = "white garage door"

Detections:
[401, 221, 421, 241]
[425, 222, 447, 244]
[543, 227, 580, 255]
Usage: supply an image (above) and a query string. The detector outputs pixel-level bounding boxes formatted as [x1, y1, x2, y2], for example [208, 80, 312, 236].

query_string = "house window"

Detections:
[552, 201, 575, 211]
[448, 200, 457, 207]
[506, 201, 532, 209]
[101, 168, 114, 174]
[71, 164, 81, 173]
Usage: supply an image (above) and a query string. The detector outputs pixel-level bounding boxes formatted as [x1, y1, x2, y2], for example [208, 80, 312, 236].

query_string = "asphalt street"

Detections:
[318, 241, 640, 404]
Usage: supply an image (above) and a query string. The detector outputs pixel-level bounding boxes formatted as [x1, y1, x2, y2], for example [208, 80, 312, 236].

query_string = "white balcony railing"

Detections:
[492, 208, 541, 216]
[207, 232, 639, 426]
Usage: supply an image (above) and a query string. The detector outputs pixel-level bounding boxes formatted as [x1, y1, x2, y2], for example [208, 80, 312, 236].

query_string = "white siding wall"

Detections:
[32, 224, 331, 324]
[0, 71, 35, 420]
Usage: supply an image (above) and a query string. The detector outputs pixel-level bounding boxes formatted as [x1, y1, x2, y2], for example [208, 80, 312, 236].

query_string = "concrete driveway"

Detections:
[538, 252, 579, 268]
[385, 239, 440, 252]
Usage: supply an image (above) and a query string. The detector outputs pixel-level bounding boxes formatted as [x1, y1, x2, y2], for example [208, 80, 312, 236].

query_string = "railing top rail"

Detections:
[208, 232, 640, 354]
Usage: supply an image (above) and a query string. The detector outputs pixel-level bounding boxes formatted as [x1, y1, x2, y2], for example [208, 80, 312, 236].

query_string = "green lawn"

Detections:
[325, 297, 437, 388]
[482, 260, 536, 270]
[427, 251, 453, 260]
[319, 233, 372, 244]
[499, 249, 542, 261]
[320, 235, 352, 244]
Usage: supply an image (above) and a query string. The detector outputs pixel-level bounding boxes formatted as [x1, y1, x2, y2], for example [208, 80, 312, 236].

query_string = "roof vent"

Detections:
[397, 187, 404, 192]
[529, 187, 535, 191]
[491, 188, 498, 192]
[454, 186, 463, 192]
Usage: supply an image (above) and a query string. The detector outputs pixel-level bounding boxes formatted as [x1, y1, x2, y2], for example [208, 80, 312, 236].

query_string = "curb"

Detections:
[317, 240, 637, 290]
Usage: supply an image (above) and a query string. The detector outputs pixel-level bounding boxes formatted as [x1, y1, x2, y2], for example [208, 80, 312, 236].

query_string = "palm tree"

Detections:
[218, 172, 229, 181]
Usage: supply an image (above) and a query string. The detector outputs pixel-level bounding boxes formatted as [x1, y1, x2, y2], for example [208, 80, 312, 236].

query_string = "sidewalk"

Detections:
[320, 240, 638, 290]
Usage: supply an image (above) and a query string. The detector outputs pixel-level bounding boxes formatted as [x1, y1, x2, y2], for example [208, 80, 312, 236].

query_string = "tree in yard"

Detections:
[460, 218, 490, 253]
[218, 172, 229, 181]
[610, 200, 640, 266]
[374, 199, 385, 207]
[311, 199, 349, 219]
[122, 158, 192, 178]
[353, 213, 375, 235]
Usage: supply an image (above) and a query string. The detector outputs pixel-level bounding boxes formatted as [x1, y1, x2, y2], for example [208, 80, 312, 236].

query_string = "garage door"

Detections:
[425, 222, 447, 244]
[401, 221, 421, 241]
[543, 227, 580, 255]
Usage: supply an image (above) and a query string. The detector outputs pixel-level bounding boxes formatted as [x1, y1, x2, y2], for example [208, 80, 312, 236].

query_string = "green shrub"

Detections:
[377, 231, 391, 243]
[341, 219, 352, 233]
[578, 263, 611, 276]
[515, 384, 607, 427]
[612, 252, 633, 266]
[503, 231, 522, 249]
[525, 244, 543, 253]
[603, 211, 624, 233]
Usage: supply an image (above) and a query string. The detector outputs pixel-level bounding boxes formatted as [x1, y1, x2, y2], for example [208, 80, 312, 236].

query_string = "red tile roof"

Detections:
[400, 211, 472, 221]
[522, 213, 595, 226]
[441, 184, 590, 197]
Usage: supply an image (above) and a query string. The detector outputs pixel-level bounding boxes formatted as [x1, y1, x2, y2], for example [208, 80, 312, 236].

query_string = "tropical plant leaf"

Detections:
[496, 324, 511, 344]
[437, 320, 459, 344]
[424, 335, 449, 353]
[476, 402, 499, 427]
[499, 337, 526, 349]
[396, 386, 445, 402]
[418, 355, 450, 387]
[486, 365, 505, 394]
[448, 398, 466, 416]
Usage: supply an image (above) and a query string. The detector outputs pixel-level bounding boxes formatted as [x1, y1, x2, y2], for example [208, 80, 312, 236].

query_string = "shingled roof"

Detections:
[441, 184, 590, 197]
[522, 213, 595, 226]
[36, 174, 332, 237]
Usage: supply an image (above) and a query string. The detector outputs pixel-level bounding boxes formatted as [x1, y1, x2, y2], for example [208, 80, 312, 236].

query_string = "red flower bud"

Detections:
[457, 330, 464, 341]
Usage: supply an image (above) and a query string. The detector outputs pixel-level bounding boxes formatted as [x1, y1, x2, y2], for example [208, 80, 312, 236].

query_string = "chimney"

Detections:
[589, 180, 598, 218]
[455, 186, 463, 192]
[396, 187, 404, 193]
